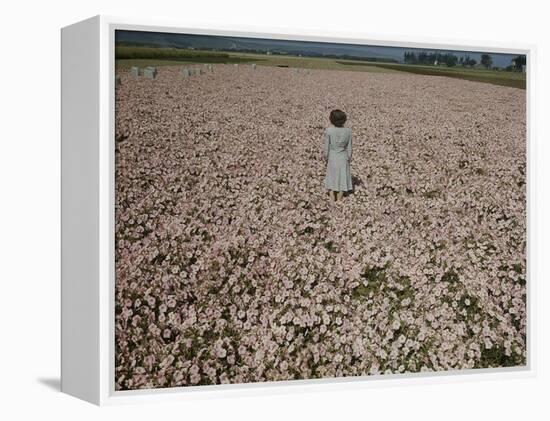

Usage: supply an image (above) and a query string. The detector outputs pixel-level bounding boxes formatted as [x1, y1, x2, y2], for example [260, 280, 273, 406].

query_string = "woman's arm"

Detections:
[347, 129, 352, 162]
[323, 129, 330, 161]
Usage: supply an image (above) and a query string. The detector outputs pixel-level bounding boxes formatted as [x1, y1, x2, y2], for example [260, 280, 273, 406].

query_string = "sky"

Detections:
[115, 30, 524, 68]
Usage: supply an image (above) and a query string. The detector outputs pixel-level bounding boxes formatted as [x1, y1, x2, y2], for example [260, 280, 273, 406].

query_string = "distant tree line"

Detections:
[404, 51, 526, 71]
[404, 51, 460, 66]
[404, 51, 492, 68]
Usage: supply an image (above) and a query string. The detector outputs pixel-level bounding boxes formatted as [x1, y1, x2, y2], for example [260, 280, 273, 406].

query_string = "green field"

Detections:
[115, 46, 526, 89]
[115, 47, 392, 73]
[223, 51, 394, 73]
[372, 63, 526, 89]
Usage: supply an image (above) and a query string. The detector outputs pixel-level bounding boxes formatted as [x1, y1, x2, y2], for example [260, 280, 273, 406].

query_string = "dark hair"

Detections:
[329, 109, 347, 127]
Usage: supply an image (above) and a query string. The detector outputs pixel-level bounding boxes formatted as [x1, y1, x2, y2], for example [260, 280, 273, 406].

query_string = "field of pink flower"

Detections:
[114, 64, 526, 391]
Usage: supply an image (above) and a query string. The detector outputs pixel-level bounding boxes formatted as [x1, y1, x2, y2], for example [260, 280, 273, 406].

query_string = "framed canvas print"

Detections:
[61, 15, 533, 405]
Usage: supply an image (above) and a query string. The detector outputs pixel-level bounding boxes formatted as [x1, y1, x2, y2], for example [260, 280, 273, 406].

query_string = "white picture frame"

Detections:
[61, 14, 535, 406]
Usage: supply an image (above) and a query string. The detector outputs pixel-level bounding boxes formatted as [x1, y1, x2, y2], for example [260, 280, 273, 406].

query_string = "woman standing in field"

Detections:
[323, 109, 353, 201]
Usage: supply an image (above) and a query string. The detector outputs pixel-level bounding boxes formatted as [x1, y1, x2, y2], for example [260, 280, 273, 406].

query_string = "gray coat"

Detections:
[323, 126, 353, 191]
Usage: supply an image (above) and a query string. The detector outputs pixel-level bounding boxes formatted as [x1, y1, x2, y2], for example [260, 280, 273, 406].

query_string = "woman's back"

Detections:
[326, 126, 351, 153]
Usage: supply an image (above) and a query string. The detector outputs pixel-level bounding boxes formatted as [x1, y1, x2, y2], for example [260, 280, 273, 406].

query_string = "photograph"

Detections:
[113, 29, 527, 391]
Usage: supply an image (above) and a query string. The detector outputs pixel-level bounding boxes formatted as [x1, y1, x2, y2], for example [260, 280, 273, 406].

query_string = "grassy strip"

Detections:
[116, 46, 229, 60]
[225, 52, 393, 72]
[371, 63, 526, 89]
[115, 58, 258, 69]
[115, 46, 261, 65]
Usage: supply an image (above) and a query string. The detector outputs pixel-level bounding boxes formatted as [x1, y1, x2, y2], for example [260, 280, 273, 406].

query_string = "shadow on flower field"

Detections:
[114, 64, 526, 390]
